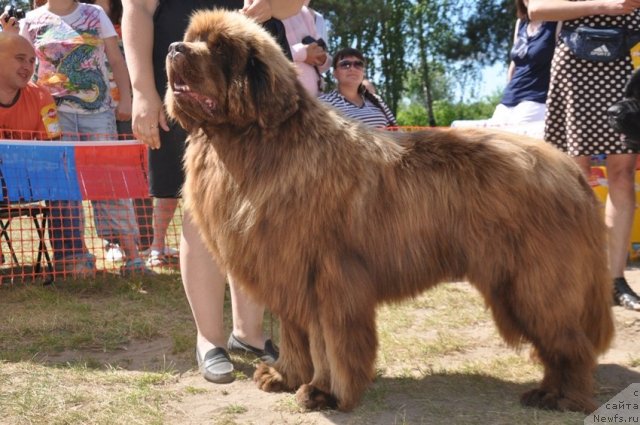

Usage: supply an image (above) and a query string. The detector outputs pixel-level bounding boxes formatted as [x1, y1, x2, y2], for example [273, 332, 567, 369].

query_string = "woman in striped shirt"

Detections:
[319, 47, 397, 128]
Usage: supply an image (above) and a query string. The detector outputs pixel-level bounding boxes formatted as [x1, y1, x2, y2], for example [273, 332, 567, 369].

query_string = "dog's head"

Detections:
[607, 67, 640, 149]
[165, 10, 300, 131]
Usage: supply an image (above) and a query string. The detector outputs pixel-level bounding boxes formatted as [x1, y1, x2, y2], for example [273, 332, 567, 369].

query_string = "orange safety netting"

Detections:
[1, 126, 638, 283]
[0, 131, 181, 284]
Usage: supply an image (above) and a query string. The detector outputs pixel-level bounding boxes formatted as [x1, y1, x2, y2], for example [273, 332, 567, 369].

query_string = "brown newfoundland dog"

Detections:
[165, 10, 614, 414]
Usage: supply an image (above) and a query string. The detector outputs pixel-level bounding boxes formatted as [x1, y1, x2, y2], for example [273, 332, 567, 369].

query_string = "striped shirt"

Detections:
[319, 90, 397, 128]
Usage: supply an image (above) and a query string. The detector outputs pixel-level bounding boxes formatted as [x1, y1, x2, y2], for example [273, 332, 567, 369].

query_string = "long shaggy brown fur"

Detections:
[166, 10, 614, 413]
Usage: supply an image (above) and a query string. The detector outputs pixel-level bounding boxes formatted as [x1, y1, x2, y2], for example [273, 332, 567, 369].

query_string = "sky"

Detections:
[445, 62, 509, 103]
[478, 62, 509, 99]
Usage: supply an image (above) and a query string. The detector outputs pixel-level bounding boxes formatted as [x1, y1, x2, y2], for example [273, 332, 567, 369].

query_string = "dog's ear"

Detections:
[245, 50, 300, 129]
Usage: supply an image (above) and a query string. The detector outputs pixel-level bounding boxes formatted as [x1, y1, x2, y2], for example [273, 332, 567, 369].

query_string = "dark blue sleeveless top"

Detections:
[501, 20, 558, 106]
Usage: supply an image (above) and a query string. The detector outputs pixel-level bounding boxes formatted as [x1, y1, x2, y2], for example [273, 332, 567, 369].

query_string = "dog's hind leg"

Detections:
[520, 329, 598, 414]
[326, 305, 378, 412]
[254, 319, 313, 392]
[482, 274, 598, 413]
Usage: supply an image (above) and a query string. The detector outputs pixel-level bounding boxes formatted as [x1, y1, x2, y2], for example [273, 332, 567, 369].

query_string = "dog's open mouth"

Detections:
[171, 72, 217, 114]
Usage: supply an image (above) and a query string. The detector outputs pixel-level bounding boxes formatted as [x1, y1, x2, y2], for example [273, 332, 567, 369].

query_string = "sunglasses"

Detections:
[337, 59, 365, 70]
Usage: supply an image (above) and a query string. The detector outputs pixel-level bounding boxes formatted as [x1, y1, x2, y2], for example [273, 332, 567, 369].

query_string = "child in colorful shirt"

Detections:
[16, 0, 150, 276]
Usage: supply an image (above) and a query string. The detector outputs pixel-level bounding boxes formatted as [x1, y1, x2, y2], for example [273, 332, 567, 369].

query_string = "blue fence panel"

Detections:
[0, 144, 82, 201]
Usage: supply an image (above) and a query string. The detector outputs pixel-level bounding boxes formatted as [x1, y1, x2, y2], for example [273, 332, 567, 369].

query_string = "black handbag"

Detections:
[560, 26, 628, 62]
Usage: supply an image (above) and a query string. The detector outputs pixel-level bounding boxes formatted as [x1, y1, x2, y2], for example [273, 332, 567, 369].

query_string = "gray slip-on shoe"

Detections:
[196, 347, 234, 384]
[227, 333, 279, 364]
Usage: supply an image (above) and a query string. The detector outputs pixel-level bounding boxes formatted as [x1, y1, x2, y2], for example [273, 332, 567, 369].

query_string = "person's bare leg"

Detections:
[180, 210, 227, 357]
[150, 197, 178, 253]
[604, 154, 637, 278]
[229, 276, 267, 349]
[574, 154, 636, 276]
[579, 154, 640, 311]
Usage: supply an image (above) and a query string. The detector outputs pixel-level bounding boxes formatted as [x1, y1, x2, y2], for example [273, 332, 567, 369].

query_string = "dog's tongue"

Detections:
[186, 91, 217, 113]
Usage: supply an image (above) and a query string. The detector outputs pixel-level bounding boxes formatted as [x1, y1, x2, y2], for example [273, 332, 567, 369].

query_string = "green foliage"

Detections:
[312, 0, 514, 123]
[445, 0, 515, 65]
[312, 0, 410, 112]
[396, 103, 429, 127]
[377, 0, 410, 113]
[405, 63, 451, 102]
[397, 92, 501, 127]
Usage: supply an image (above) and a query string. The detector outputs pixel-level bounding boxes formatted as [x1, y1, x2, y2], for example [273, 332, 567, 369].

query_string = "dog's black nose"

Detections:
[168, 42, 187, 56]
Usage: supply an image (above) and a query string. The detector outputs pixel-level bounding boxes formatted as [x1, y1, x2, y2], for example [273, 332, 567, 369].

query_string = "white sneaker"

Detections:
[145, 249, 168, 267]
[163, 246, 179, 257]
[140, 246, 179, 258]
[105, 243, 125, 262]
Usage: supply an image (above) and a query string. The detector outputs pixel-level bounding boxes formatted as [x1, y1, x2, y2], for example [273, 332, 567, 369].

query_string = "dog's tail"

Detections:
[578, 180, 615, 355]
[581, 267, 615, 355]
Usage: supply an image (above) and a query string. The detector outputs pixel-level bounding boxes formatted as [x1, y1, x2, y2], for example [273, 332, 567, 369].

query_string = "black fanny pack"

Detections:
[560, 26, 640, 62]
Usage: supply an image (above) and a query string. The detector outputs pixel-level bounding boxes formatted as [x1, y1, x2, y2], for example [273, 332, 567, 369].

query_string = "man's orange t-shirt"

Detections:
[0, 82, 61, 140]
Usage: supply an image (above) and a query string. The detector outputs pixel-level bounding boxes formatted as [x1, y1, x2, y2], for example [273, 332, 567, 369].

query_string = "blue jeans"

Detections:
[51, 110, 138, 260]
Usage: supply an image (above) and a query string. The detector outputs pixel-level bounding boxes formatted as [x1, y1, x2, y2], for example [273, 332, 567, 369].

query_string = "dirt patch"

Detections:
[43, 338, 189, 372]
[34, 268, 640, 424]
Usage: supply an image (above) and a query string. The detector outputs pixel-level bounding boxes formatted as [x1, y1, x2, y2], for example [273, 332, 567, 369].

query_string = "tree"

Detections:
[409, 0, 461, 125]
[313, 0, 407, 111]
[311, 0, 514, 124]
[377, 0, 409, 113]
[444, 0, 515, 65]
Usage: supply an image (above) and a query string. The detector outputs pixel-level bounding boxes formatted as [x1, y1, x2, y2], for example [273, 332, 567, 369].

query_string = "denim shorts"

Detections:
[58, 109, 117, 139]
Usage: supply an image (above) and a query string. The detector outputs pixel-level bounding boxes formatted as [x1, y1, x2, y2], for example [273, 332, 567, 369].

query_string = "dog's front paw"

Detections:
[295, 383, 337, 411]
[253, 362, 289, 392]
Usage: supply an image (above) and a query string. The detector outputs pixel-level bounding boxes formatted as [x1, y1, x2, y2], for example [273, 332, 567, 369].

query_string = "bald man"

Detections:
[0, 32, 61, 139]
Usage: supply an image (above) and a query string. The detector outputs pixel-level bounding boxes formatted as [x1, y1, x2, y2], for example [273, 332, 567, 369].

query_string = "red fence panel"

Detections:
[74, 142, 150, 200]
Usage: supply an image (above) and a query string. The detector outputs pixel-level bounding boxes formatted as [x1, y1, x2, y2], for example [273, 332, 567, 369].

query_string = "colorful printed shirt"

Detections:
[0, 82, 61, 140]
[20, 3, 117, 114]
[107, 23, 123, 106]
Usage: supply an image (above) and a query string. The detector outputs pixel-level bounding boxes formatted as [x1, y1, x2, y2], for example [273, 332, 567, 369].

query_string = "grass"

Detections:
[0, 360, 175, 424]
[0, 274, 192, 362]
[0, 277, 630, 424]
